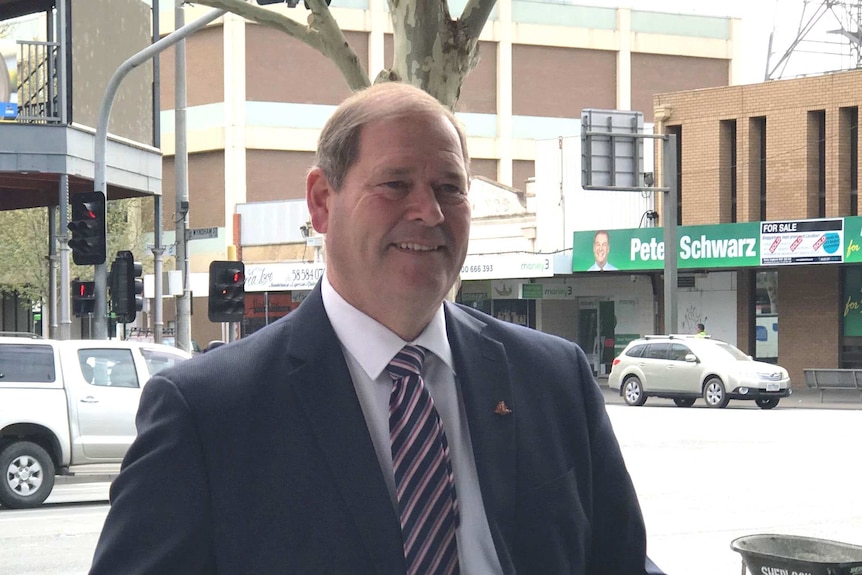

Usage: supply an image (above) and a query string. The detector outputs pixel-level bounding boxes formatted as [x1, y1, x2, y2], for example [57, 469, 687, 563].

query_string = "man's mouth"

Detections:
[395, 242, 440, 252]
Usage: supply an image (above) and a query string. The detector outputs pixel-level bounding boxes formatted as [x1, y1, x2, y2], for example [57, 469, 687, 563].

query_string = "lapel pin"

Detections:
[494, 401, 512, 415]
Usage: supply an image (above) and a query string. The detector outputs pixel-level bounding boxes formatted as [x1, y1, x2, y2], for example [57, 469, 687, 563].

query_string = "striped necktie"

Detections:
[387, 345, 459, 575]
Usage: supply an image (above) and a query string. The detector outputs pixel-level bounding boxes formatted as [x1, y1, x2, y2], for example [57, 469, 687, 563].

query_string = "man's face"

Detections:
[593, 233, 610, 267]
[307, 114, 470, 335]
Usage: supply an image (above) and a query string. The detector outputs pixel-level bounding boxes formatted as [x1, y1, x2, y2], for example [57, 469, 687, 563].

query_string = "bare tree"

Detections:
[0, 199, 149, 307]
[189, 0, 496, 108]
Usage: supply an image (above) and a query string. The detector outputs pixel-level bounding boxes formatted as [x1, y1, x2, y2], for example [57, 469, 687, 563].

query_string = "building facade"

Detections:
[642, 69, 861, 385]
[157, 2, 741, 346]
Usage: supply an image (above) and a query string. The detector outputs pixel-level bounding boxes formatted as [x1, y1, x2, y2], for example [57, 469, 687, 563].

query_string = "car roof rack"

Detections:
[642, 334, 711, 340]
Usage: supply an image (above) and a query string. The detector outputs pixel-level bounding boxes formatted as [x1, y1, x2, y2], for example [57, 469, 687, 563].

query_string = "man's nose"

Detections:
[406, 185, 445, 225]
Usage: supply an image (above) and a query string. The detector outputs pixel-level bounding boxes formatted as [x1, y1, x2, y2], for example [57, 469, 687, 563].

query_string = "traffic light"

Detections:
[110, 250, 144, 323]
[67, 192, 106, 265]
[71, 280, 95, 317]
[208, 261, 245, 323]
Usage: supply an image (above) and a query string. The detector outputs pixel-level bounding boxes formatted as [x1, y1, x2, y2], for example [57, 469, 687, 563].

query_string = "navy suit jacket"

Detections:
[90, 285, 650, 575]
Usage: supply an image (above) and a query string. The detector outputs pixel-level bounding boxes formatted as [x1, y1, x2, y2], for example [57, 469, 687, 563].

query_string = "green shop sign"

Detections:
[573, 216, 862, 272]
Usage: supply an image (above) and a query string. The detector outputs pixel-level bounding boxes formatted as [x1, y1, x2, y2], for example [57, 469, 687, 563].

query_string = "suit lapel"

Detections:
[285, 288, 404, 573]
[445, 304, 517, 572]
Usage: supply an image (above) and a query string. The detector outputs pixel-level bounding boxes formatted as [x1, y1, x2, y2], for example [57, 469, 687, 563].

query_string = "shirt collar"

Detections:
[321, 274, 454, 379]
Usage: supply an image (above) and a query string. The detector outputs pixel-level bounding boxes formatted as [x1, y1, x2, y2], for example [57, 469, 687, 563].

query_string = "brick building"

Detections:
[650, 69, 862, 385]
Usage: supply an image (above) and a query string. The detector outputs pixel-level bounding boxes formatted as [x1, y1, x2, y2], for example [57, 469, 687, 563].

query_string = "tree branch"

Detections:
[459, 0, 496, 39]
[188, 0, 370, 90]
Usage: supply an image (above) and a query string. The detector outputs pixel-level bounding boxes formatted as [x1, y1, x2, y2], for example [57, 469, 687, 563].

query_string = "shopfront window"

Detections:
[755, 271, 778, 361]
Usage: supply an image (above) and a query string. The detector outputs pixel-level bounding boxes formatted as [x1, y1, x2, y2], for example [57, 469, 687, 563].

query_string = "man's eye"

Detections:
[436, 185, 466, 203]
[381, 181, 410, 193]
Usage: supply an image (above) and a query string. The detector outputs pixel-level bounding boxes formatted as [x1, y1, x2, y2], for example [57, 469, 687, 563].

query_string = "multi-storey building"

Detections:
[633, 69, 861, 386]
[158, 2, 742, 346]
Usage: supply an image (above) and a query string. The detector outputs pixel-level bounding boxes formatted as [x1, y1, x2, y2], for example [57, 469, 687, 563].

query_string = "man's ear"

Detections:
[307, 167, 333, 234]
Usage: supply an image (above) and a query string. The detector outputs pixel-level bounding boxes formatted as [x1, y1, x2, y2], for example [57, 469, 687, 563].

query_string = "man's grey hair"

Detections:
[313, 82, 470, 191]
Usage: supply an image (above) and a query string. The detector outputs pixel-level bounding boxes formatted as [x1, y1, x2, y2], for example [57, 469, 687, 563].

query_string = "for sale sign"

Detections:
[759, 219, 843, 265]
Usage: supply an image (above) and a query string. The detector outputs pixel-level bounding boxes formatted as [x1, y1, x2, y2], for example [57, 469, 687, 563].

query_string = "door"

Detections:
[599, 301, 617, 375]
[665, 342, 698, 392]
[578, 308, 599, 374]
[641, 342, 671, 392]
[67, 347, 142, 460]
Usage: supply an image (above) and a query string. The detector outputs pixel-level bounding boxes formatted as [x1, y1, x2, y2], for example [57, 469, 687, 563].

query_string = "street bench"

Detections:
[803, 369, 862, 403]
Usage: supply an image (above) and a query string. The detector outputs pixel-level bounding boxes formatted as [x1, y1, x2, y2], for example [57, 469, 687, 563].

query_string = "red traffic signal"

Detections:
[71, 280, 95, 317]
[68, 192, 106, 265]
[75, 281, 95, 297]
[208, 261, 246, 323]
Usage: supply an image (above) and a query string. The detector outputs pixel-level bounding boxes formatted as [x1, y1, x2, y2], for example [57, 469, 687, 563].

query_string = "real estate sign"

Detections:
[573, 216, 862, 272]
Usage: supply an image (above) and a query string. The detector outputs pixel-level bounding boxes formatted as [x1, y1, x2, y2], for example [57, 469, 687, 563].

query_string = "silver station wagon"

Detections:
[608, 335, 791, 409]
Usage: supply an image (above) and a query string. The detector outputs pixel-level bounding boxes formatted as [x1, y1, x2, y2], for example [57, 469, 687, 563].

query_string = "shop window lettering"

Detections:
[846, 238, 860, 258]
[844, 295, 862, 317]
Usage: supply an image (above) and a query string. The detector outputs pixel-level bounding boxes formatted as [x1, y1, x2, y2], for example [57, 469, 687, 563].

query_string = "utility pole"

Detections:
[175, 3, 192, 353]
[93, 7, 226, 339]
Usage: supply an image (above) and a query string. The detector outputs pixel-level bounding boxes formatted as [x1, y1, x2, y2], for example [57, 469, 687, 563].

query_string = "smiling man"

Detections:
[89, 83, 657, 575]
[588, 230, 618, 271]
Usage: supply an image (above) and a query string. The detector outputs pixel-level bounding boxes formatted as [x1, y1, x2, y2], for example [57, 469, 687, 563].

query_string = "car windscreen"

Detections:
[695, 341, 752, 362]
[713, 341, 752, 361]
[141, 348, 189, 376]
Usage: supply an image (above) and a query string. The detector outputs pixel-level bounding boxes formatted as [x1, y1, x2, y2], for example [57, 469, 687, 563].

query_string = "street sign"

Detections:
[581, 108, 644, 189]
[187, 227, 218, 240]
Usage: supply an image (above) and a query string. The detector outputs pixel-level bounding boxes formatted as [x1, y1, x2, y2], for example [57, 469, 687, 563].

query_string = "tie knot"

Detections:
[387, 345, 426, 380]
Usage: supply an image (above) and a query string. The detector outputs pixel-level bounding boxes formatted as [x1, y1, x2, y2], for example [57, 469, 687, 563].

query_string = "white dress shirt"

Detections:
[322, 276, 503, 575]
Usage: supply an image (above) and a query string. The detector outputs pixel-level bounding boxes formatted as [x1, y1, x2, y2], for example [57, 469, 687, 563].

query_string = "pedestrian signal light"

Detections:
[208, 261, 246, 323]
[71, 280, 96, 317]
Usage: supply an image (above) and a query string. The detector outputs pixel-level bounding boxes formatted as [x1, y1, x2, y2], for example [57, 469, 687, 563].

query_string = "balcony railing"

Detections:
[13, 40, 62, 124]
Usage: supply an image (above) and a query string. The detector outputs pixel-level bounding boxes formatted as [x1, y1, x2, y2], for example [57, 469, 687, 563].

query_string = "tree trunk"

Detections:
[385, 0, 480, 108]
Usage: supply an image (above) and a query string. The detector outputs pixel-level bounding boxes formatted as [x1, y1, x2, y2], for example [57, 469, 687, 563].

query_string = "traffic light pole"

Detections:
[175, 4, 192, 354]
[93, 7, 226, 339]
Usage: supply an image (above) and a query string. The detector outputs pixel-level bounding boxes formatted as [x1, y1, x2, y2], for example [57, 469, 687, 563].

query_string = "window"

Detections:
[77, 349, 138, 388]
[0, 344, 55, 383]
[750, 116, 767, 220]
[720, 119, 737, 223]
[840, 106, 858, 215]
[626, 344, 648, 358]
[808, 110, 826, 218]
[646, 343, 670, 360]
[669, 343, 690, 362]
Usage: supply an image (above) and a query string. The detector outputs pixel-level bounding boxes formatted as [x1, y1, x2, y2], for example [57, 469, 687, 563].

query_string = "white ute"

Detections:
[0, 336, 191, 508]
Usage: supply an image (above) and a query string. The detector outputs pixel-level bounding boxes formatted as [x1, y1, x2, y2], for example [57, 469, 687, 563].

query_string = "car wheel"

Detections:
[703, 377, 729, 408]
[623, 376, 647, 406]
[673, 398, 696, 408]
[0, 441, 55, 509]
[755, 398, 780, 410]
